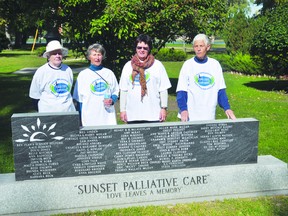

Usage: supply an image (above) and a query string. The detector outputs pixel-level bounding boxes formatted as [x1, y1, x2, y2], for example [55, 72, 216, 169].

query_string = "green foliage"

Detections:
[58, 0, 228, 77]
[0, 0, 55, 48]
[35, 46, 46, 57]
[1, 0, 231, 76]
[255, 0, 286, 13]
[250, 3, 288, 77]
[221, 2, 288, 76]
[155, 48, 187, 62]
[222, 9, 253, 54]
[211, 52, 261, 74]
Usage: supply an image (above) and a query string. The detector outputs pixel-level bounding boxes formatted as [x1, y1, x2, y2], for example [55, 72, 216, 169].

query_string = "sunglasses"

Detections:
[136, 46, 149, 51]
[50, 51, 63, 56]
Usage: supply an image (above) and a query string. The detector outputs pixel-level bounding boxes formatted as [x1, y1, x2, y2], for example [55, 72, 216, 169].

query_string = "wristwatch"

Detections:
[161, 107, 168, 111]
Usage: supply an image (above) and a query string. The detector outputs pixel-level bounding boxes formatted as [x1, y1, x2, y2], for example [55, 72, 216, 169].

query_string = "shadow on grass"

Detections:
[271, 195, 288, 216]
[169, 77, 288, 95]
[244, 80, 288, 94]
[168, 78, 178, 96]
[0, 73, 36, 172]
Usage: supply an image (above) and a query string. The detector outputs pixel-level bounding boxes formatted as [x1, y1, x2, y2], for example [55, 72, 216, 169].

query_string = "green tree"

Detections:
[255, 0, 287, 12]
[59, 0, 228, 76]
[0, 0, 38, 47]
[0, 0, 63, 48]
[1, 0, 230, 73]
[220, 0, 254, 53]
[250, 3, 288, 77]
[222, 9, 253, 54]
[59, 0, 107, 57]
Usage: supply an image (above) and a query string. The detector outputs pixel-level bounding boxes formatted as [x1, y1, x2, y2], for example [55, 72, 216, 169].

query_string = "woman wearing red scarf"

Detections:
[119, 34, 171, 124]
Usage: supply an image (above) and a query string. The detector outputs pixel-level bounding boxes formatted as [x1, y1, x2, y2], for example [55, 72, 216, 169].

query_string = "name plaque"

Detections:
[11, 112, 258, 181]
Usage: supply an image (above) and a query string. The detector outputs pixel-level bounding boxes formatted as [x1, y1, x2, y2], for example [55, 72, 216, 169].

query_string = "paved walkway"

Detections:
[13, 67, 86, 74]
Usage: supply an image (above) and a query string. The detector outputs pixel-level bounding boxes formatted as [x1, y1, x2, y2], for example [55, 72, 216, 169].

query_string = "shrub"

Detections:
[35, 46, 46, 57]
[155, 48, 187, 61]
[212, 52, 261, 74]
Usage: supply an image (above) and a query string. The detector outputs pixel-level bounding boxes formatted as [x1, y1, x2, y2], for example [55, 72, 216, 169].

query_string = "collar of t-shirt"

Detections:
[194, 56, 208, 64]
[48, 63, 62, 70]
[89, 64, 103, 71]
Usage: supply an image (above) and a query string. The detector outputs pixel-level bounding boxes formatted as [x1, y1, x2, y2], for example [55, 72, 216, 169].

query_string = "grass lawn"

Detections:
[217, 73, 288, 163]
[0, 49, 287, 215]
[54, 195, 288, 216]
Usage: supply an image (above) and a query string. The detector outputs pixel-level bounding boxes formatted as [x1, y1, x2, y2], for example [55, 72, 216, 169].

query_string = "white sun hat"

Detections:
[42, 40, 68, 58]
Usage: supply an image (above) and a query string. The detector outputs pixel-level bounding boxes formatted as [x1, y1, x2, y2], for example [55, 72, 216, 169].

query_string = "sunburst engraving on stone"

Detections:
[15, 118, 64, 142]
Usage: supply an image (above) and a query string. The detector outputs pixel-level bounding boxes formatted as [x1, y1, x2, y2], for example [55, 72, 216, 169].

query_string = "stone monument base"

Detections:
[0, 155, 287, 216]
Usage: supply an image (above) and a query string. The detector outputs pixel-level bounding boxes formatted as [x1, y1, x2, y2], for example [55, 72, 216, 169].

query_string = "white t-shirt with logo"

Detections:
[176, 57, 226, 121]
[29, 63, 76, 112]
[119, 59, 171, 121]
[73, 67, 119, 126]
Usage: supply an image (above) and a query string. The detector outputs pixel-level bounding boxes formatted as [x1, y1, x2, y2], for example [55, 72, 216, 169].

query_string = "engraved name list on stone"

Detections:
[23, 141, 60, 179]
[149, 125, 197, 169]
[11, 112, 258, 181]
[66, 130, 109, 176]
[113, 127, 152, 173]
[200, 123, 234, 151]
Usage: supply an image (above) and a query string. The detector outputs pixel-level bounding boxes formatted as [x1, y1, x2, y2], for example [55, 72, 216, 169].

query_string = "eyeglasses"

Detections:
[136, 46, 149, 51]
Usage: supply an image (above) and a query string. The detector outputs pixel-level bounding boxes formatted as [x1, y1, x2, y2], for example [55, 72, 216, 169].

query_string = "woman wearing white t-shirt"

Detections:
[176, 34, 236, 121]
[73, 44, 119, 126]
[29, 40, 76, 113]
[119, 34, 171, 124]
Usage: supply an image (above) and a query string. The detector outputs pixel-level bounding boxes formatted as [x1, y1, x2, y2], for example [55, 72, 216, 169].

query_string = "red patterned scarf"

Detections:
[131, 54, 155, 100]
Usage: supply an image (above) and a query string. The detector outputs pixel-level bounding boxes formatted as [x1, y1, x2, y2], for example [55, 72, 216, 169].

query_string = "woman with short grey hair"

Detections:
[73, 43, 119, 126]
[176, 33, 236, 121]
[86, 43, 106, 60]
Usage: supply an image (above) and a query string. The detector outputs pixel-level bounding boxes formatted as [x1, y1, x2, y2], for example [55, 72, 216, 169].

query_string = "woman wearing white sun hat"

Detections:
[29, 40, 76, 112]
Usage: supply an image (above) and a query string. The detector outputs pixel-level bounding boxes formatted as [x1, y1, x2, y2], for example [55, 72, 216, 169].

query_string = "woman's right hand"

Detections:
[120, 111, 128, 123]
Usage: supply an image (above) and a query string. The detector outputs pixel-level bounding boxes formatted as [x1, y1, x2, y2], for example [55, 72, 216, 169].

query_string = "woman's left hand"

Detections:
[159, 108, 167, 122]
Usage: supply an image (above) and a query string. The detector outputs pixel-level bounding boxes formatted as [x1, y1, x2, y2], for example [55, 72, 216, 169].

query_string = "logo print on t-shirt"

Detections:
[194, 72, 215, 90]
[90, 79, 108, 95]
[129, 71, 151, 85]
[50, 79, 71, 97]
